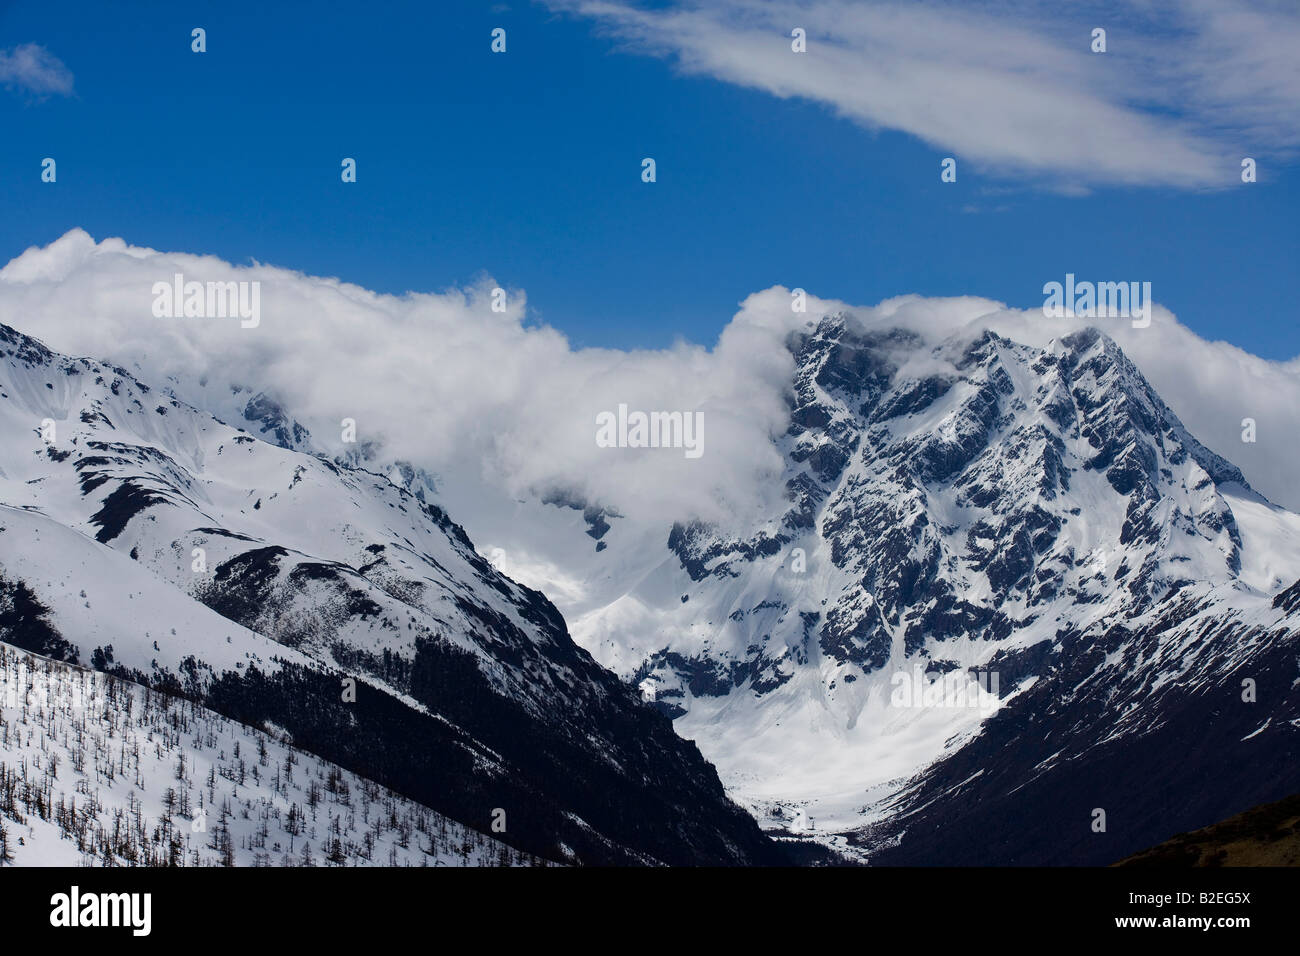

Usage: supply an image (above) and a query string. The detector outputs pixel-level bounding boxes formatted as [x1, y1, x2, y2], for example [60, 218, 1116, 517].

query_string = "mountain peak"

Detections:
[572, 313, 1299, 848]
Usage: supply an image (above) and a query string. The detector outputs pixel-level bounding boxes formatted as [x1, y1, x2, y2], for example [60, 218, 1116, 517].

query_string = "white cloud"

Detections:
[0, 230, 794, 529]
[548, 0, 1300, 188]
[0, 43, 74, 98]
[2, 230, 1298, 534]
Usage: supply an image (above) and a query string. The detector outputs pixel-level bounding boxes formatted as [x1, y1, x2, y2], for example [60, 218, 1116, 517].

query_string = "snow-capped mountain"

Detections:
[0, 322, 780, 866]
[457, 314, 1300, 862]
[10, 301, 1297, 867]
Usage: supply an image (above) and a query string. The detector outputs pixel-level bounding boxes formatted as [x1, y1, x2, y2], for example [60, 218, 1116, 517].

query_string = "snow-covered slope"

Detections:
[866, 569, 1300, 864]
[0, 643, 544, 867]
[0, 322, 780, 866]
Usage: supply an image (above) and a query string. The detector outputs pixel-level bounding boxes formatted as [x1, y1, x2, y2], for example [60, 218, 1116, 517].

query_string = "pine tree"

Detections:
[0, 819, 14, 865]
[327, 836, 346, 865]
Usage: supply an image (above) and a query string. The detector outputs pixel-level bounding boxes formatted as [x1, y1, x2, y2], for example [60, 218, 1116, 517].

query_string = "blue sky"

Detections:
[1, 0, 1297, 356]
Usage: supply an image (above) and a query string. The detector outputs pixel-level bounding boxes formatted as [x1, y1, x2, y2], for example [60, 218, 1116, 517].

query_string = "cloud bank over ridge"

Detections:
[1, 229, 1297, 526]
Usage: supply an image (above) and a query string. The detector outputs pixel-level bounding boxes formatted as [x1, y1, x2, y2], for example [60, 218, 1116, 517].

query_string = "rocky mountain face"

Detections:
[657, 319, 1250, 697]
[546, 313, 1300, 862]
[0, 322, 781, 866]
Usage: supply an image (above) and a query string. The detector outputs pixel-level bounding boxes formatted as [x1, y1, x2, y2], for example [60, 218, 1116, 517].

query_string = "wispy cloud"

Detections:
[549, 0, 1300, 189]
[0, 42, 74, 98]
